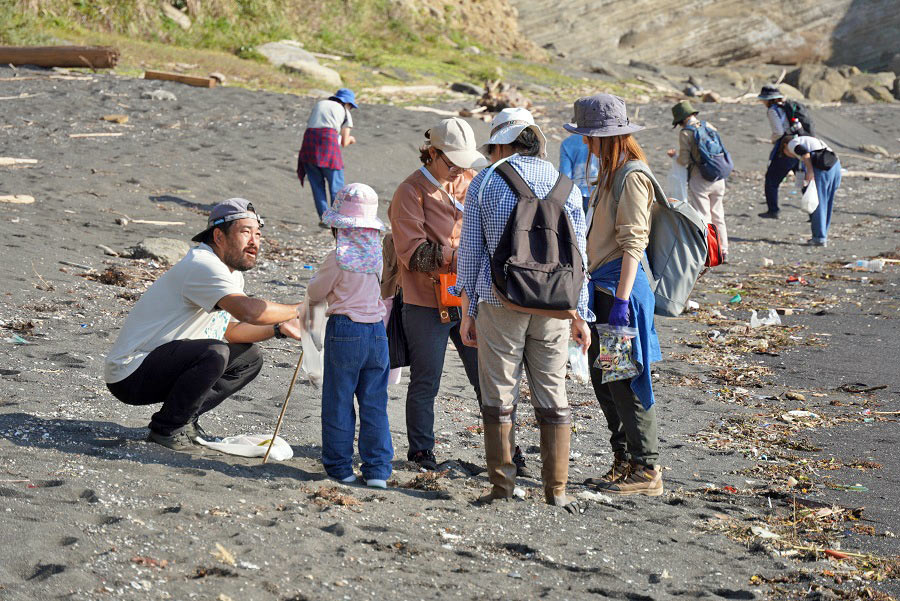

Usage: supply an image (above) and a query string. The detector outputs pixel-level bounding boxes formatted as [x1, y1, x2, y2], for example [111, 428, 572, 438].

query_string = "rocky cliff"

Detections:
[509, 0, 900, 70]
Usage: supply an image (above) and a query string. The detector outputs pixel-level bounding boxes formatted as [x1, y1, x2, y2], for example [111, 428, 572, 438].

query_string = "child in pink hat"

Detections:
[307, 183, 393, 487]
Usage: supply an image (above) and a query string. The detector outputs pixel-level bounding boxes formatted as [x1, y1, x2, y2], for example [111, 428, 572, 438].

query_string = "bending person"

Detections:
[784, 136, 842, 247]
[104, 199, 303, 450]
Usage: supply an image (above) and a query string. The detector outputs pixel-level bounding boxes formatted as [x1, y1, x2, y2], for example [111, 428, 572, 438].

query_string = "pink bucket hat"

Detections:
[321, 183, 384, 231]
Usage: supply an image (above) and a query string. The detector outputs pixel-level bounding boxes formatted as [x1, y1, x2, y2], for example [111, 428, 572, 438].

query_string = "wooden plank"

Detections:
[0, 157, 38, 166]
[130, 219, 186, 226]
[0, 45, 118, 68]
[0, 195, 35, 204]
[68, 133, 124, 138]
[144, 70, 216, 88]
[842, 170, 900, 180]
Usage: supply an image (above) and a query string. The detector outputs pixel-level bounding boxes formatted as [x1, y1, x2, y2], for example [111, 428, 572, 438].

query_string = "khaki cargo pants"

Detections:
[475, 302, 571, 425]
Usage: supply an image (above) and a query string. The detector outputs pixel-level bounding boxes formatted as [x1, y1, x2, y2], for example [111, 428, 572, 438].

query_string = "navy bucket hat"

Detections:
[563, 94, 644, 137]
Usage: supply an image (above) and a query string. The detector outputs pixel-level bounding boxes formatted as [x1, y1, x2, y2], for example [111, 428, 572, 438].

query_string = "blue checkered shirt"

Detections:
[452, 154, 594, 321]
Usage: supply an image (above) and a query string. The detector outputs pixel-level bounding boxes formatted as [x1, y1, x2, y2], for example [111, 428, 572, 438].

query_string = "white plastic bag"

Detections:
[666, 156, 688, 201]
[750, 309, 782, 328]
[800, 179, 819, 214]
[195, 434, 293, 461]
[568, 340, 590, 385]
[297, 298, 326, 387]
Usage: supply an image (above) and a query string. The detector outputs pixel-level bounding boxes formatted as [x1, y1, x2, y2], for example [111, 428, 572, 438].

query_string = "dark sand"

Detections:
[1, 68, 898, 600]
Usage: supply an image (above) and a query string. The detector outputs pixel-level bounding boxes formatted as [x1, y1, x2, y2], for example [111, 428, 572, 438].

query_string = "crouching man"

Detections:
[104, 199, 303, 450]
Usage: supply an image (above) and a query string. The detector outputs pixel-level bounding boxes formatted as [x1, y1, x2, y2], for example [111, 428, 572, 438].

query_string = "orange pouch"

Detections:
[438, 273, 462, 307]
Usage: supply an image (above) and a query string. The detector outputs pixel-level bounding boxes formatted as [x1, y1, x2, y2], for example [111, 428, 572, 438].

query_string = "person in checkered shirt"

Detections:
[454, 108, 593, 514]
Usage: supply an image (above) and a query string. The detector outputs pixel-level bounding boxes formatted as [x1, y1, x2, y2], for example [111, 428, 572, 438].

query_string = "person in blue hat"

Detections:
[297, 88, 359, 226]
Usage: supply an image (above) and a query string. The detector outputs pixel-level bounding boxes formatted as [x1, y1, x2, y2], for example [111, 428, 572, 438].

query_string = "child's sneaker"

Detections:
[335, 474, 356, 484]
[366, 479, 387, 489]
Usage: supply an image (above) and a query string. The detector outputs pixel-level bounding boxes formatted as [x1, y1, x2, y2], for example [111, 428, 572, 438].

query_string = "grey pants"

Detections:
[588, 291, 659, 466]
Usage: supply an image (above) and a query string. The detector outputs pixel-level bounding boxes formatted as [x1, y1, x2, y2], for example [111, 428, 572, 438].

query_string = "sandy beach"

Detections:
[1, 67, 899, 600]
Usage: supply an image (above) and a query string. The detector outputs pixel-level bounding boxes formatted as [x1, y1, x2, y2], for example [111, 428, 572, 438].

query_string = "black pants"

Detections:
[401, 303, 481, 456]
[588, 291, 659, 466]
[107, 339, 263, 435]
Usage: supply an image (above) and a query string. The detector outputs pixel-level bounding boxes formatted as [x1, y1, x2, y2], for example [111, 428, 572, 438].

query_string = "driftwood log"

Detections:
[0, 46, 119, 69]
[143, 70, 216, 88]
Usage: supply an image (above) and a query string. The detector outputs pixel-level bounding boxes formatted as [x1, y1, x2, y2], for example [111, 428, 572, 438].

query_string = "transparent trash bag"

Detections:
[666, 156, 688, 202]
[592, 324, 640, 384]
[195, 434, 293, 461]
[800, 179, 819, 214]
[568, 340, 590, 385]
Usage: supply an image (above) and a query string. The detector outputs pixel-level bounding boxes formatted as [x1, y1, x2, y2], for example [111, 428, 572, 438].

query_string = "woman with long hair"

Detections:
[564, 94, 663, 496]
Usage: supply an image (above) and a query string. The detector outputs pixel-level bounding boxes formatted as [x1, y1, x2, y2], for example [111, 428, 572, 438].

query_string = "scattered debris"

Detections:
[211, 542, 236, 567]
[311, 486, 361, 507]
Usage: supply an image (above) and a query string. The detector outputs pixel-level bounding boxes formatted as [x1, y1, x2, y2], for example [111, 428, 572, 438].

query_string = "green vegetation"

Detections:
[1, 0, 589, 98]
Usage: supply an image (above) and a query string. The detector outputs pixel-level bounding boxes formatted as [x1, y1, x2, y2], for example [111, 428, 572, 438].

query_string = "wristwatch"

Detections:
[273, 322, 287, 339]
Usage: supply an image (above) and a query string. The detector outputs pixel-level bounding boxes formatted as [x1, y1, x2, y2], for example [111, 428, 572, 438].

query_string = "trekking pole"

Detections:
[262, 348, 304, 464]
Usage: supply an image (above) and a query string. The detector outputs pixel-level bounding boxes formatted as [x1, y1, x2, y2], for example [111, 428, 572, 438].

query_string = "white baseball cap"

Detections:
[426, 118, 488, 169]
[485, 107, 547, 157]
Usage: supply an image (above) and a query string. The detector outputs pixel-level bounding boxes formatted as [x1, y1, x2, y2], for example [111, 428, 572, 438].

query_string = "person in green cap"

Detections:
[667, 100, 729, 263]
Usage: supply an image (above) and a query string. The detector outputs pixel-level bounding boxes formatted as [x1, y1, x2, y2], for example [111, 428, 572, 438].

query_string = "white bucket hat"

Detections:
[484, 107, 547, 157]
[426, 118, 488, 169]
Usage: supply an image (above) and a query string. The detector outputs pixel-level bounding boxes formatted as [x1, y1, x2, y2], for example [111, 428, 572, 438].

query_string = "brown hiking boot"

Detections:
[584, 451, 629, 487]
[603, 463, 663, 496]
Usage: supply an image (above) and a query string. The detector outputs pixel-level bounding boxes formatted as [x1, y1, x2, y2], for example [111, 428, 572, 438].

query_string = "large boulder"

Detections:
[778, 82, 806, 101]
[130, 238, 190, 265]
[842, 88, 876, 104]
[256, 40, 317, 67]
[848, 71, 896, 90]
[786, 65, 847, 101]
[283, 61, 342, 87]
[865, 85, 895, 102]
[806, 78, 846, 102]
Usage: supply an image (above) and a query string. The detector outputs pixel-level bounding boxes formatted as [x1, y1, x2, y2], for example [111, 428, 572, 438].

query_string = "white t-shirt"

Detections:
[104, 243, 245, 383]
[306, 98, 352, 132]
[787, 136, 827, 156]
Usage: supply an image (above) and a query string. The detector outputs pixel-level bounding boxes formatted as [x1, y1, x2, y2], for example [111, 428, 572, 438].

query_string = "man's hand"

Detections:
[276, 317, 303, 341]
[666, 148, 676, 158]
[460, 315, 478, 347]
[570, 318, 591, 352]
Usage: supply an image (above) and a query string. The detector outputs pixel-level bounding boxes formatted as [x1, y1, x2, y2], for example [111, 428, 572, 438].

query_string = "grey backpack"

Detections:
[612, 161, 708, 317]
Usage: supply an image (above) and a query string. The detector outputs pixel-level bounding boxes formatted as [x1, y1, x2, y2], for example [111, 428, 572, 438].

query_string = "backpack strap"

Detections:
[494, 161, 574, 207]
[611, 160, 666, 283]
[495, 161, 538, 201]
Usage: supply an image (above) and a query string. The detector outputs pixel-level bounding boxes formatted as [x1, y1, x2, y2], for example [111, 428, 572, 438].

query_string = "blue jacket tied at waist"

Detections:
[589, 258, 661, 409]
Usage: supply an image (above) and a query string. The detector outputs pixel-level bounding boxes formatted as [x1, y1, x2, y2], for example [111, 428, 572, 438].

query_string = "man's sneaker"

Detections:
[603, 463, 663, 496]
[584, 452, 629, 487]
[512, 445, 533, 479]
[806, 238, 827, 247]
[188, 421, 222, 443]
[146, 427, 195, 451]
[758, 211, 780, 219]
[409, 449, 438, 471]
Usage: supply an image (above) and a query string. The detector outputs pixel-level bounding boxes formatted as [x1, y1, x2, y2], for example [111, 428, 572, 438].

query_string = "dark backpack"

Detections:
[489, 162, 583, 319]
[783, 100, 815, 136]
[684, 121, 733, 182]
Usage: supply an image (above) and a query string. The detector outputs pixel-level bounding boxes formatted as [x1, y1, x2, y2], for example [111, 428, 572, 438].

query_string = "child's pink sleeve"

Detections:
[307, 251, 339, 303]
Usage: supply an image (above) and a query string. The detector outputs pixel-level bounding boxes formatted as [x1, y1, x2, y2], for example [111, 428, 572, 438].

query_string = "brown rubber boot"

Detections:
[604, 462, 663, 496]
[539, 423, 580, 513]
[481, 422, 516, 501]
[584, 451, 629, 487]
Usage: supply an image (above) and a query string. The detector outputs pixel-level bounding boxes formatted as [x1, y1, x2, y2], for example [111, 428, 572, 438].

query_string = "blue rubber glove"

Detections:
[607, 297, 630, 327]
